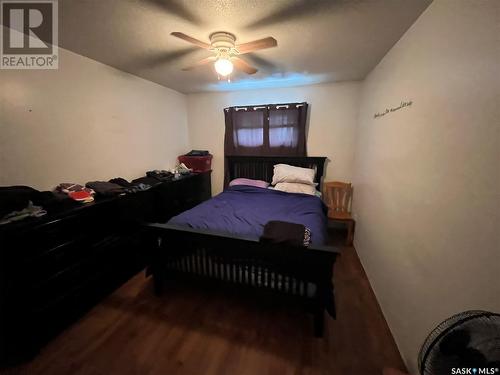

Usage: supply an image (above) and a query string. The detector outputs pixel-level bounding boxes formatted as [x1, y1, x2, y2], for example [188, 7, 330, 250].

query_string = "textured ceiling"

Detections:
[59, 0, 432, 93]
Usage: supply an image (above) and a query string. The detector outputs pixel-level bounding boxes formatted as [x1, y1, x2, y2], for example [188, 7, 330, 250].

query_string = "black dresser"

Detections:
[0, 172, 211, 366]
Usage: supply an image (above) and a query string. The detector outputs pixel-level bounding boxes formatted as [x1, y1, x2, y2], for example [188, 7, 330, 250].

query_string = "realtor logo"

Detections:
[1, 0, 58, 69]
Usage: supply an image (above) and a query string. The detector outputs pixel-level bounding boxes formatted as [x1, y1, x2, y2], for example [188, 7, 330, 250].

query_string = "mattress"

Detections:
[168, 185, 328, 245]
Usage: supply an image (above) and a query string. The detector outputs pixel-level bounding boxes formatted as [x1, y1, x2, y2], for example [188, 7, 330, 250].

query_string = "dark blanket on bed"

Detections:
[168, 185, 328, 245]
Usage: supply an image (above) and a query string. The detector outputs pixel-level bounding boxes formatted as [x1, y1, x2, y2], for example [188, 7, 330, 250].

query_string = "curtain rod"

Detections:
[225, 102, 306, 112]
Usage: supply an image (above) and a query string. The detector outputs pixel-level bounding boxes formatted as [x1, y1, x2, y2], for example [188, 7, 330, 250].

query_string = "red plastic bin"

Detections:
[178, 154, 213, 172]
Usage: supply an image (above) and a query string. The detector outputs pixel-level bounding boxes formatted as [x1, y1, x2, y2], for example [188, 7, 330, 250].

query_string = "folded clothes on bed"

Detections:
[260, 220, 311, 247]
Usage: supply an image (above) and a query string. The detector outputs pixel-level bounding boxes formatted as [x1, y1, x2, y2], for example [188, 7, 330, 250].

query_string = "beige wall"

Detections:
[2, 2, 499, 371]
[187, 82, 361, 194]
[352, 0, 500, 372]
[0, 46, 188, 191]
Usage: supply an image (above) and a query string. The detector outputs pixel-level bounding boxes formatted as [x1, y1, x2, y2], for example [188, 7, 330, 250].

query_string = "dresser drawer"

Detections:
[30, 234, 122, 309]
[25, 232, 120, 286]
[30, 218, 84, 253]
[26, 239, 88, 284]
[32, 269, 108, 347]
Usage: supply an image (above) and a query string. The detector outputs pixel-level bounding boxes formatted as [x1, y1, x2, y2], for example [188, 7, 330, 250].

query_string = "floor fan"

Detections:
[418, 310, 500, 374]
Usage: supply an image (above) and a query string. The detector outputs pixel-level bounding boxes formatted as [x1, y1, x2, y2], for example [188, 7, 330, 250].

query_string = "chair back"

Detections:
[324, 181, 352, 215]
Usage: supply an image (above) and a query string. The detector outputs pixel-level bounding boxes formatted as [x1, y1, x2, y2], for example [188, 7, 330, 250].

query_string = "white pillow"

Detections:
[274, 182, 317, 196]
[271, 164, 316, 186]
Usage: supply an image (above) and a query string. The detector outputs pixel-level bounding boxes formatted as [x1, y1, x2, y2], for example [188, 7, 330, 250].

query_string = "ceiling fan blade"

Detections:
[236, 37, 277, 54]
[246, 0, 343, 29]
[181, 56, 216, 71]
[245, 53, 280, 73]
[232, 57, 258, 75]
[128, 47, 198, 70]
[171, 32, 211, 49]
[142, 0, 203, 25]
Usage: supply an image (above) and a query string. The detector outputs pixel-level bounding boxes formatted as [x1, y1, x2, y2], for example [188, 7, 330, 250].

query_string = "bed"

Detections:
[145, 156, 340, 336]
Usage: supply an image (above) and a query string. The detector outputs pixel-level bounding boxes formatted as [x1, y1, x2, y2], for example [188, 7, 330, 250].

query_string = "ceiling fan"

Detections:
[170, 31, 277, 78]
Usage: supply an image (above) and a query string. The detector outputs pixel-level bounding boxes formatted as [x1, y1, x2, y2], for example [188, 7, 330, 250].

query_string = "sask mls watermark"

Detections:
[1, 0, 58, 69]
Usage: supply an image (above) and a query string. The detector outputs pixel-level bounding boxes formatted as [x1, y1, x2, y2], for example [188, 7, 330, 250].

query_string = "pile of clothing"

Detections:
[0, 186, 48, 225]
[54, 178, 152, 202]
[86, 178, 151, 197]
[0, 200, 47, 225]
[131, 176, 162, 187]
[146, 170, 174, 182]
[108, 178, 151, 193]
[55, 183, 95, 203]
[0, 171, 161, 225]
[129, 170, 176, 187]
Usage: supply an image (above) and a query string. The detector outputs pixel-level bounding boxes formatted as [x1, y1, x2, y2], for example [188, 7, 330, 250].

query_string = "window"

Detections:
[269, 108, 300, 148]
[224, 102, 308, 156]
[233, 109, 264, 148]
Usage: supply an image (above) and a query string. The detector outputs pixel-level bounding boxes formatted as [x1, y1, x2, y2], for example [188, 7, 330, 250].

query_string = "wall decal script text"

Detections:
[374, 100, 413, 119]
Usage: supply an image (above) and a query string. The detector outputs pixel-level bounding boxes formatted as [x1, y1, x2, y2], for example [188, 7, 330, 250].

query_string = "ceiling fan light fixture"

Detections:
[171, 31, 275, 77]
[214, 58, 233, 76]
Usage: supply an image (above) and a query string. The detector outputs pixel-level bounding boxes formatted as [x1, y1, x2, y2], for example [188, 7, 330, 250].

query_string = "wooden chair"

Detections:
[323, 181, 355, 246]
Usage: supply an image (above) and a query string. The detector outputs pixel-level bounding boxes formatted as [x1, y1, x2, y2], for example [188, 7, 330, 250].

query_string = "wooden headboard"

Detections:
[225, 156, 327, 191]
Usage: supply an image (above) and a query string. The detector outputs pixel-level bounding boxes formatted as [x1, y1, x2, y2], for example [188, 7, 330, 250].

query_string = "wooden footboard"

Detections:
[144, 223, 340, 337]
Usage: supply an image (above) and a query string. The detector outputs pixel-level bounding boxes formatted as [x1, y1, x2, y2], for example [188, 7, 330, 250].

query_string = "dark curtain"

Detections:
[224, 102, 308, 185]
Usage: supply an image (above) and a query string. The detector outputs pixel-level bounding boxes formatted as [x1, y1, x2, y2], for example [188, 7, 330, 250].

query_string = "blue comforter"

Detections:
[168, 185, 328, 245]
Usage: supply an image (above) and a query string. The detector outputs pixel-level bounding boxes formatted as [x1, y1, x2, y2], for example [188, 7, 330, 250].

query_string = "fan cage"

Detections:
[418, 310, 500, 375]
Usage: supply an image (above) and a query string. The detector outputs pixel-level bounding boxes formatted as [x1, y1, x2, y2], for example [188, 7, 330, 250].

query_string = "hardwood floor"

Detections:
[3, 230, 406, 375]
